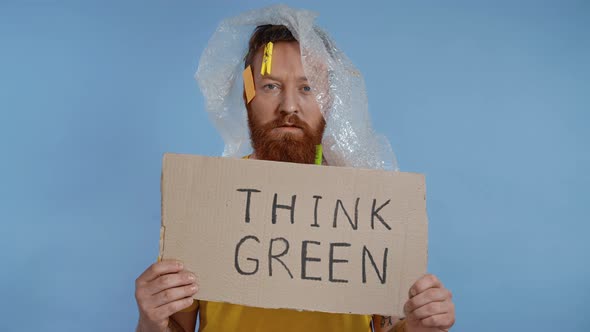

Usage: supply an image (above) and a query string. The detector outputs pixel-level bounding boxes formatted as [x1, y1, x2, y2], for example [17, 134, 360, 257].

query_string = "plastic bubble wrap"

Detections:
[196, 4, 398, 170]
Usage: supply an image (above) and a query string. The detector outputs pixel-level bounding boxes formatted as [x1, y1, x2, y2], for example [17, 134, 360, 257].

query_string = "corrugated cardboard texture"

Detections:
[160, 153, 428, 316]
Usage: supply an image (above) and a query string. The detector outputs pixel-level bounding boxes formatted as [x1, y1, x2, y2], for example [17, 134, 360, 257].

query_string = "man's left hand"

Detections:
[403, 274, 455, 332]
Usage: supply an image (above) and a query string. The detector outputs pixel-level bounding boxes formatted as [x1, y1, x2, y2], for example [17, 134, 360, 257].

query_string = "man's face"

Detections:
[246, 41, 326, 164]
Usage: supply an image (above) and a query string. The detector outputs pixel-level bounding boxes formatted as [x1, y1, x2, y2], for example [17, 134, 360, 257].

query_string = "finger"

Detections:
[137, 260, 184, 284]
[153, 283, 198, 308]
[409, 274, 442, 298]
[410, 301, 450, 320]
[421, 312, 455, 329]
[153, 296, 196, 320]
[148, 271, 197, 295]
[404, 288, 451, 314]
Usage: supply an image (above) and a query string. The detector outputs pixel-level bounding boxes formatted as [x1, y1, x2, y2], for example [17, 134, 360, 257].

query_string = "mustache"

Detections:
[265, 114, 310, 131]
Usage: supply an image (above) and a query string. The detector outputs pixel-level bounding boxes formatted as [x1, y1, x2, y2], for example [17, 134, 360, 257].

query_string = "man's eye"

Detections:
[302, 86, 312, 92]
[263, 84, 278, 90]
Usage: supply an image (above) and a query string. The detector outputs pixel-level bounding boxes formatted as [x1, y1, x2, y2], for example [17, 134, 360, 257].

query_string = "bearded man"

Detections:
[135, 6, 455, 332]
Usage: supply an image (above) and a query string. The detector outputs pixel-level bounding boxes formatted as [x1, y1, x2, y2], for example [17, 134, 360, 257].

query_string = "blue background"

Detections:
[1, 1, 588, 331]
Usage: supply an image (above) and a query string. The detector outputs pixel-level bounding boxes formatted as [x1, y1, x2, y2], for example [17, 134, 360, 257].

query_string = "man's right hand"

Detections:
[135, 260, 198, 332]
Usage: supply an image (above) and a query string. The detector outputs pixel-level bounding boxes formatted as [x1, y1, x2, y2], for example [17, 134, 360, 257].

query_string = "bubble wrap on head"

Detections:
[195, 4, 398, 170]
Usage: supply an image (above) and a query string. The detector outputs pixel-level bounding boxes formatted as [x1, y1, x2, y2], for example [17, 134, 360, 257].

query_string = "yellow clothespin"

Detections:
[243, 65, 256, 103]
[261, 42, 273, 76]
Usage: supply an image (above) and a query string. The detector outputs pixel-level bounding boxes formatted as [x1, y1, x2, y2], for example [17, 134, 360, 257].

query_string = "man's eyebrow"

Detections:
[259, 75, 281, 81]
[259, 75, 308, 82]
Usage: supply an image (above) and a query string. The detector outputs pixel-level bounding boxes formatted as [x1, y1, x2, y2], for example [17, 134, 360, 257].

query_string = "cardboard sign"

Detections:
[160, 153, 428, 316]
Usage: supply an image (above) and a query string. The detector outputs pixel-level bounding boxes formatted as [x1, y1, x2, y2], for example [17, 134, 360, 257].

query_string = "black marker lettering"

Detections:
[236, 188, 261, 223]
[371, 199, 391, 230]
[311, 195, 322, 227]
[333, 198, 360, 230]
[268, 237, 293, 278]
[362, 245, 388, 284]
[234, 235, 260, 275]
[272, 193, 296, 224]
[301, 240, 322, 281]
[329, 242, 350, 283]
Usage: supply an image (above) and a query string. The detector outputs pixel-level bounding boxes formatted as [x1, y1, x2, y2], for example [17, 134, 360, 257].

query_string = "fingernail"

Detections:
[188, 274, 195, 281]
[177, 261, 184, 269]
[410, 288, 417, 297]
[190, 285, 197, 292]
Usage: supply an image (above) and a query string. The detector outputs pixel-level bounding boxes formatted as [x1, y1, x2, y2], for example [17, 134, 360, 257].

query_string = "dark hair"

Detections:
[244, 25, 297, 69]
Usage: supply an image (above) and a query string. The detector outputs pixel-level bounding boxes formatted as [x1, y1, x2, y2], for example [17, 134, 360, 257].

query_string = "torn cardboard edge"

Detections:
[158, 226, 165, 262]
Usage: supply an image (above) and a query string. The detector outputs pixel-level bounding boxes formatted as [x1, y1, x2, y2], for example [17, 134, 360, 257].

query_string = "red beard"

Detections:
[247, 112, 326, 164]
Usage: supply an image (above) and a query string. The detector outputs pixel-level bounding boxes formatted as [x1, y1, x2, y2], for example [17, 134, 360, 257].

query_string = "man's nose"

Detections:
[279, 88, 300, 115]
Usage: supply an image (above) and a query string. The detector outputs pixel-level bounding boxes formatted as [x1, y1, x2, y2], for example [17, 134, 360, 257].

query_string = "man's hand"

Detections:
[135, 260, 198, 332]
[403, 274, 455, 332]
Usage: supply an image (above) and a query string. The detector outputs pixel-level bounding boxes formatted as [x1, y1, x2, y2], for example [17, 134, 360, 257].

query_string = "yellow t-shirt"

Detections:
[197, 301, 372, 332]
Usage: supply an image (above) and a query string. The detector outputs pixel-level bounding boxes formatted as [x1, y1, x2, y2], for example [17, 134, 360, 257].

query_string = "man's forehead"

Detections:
[251, 41, 300, 68]
[251, 41, 328, 78]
